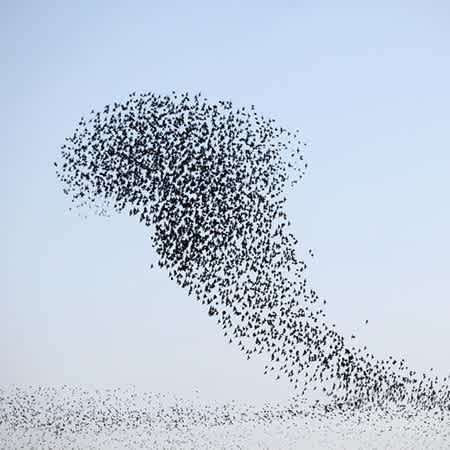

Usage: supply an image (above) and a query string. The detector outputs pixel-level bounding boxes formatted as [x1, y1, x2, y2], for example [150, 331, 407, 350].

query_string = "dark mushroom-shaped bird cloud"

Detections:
[55, 91, 449, 414]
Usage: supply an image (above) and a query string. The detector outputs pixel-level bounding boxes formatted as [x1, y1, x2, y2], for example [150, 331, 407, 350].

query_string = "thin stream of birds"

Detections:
[1, 386, 448, 448]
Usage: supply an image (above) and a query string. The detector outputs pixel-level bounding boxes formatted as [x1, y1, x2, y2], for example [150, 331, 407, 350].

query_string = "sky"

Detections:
[1, 1, 450, 404]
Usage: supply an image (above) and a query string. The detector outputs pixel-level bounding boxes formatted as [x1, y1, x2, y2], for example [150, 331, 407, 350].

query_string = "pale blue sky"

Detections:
[2, 1, 449, 403]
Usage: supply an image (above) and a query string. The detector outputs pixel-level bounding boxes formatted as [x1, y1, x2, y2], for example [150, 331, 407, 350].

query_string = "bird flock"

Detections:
[6, 90, 444, 447]
[1, 386, 449, 448]
[54, 91, 449, 408]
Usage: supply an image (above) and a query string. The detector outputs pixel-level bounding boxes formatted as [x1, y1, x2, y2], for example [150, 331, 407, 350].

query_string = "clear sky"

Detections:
[2, 1, 449, 404]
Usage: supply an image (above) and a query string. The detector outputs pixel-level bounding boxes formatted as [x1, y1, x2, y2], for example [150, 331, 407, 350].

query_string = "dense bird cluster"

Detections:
[1, 386, 449, 449]
[55, 91, 449, 414]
